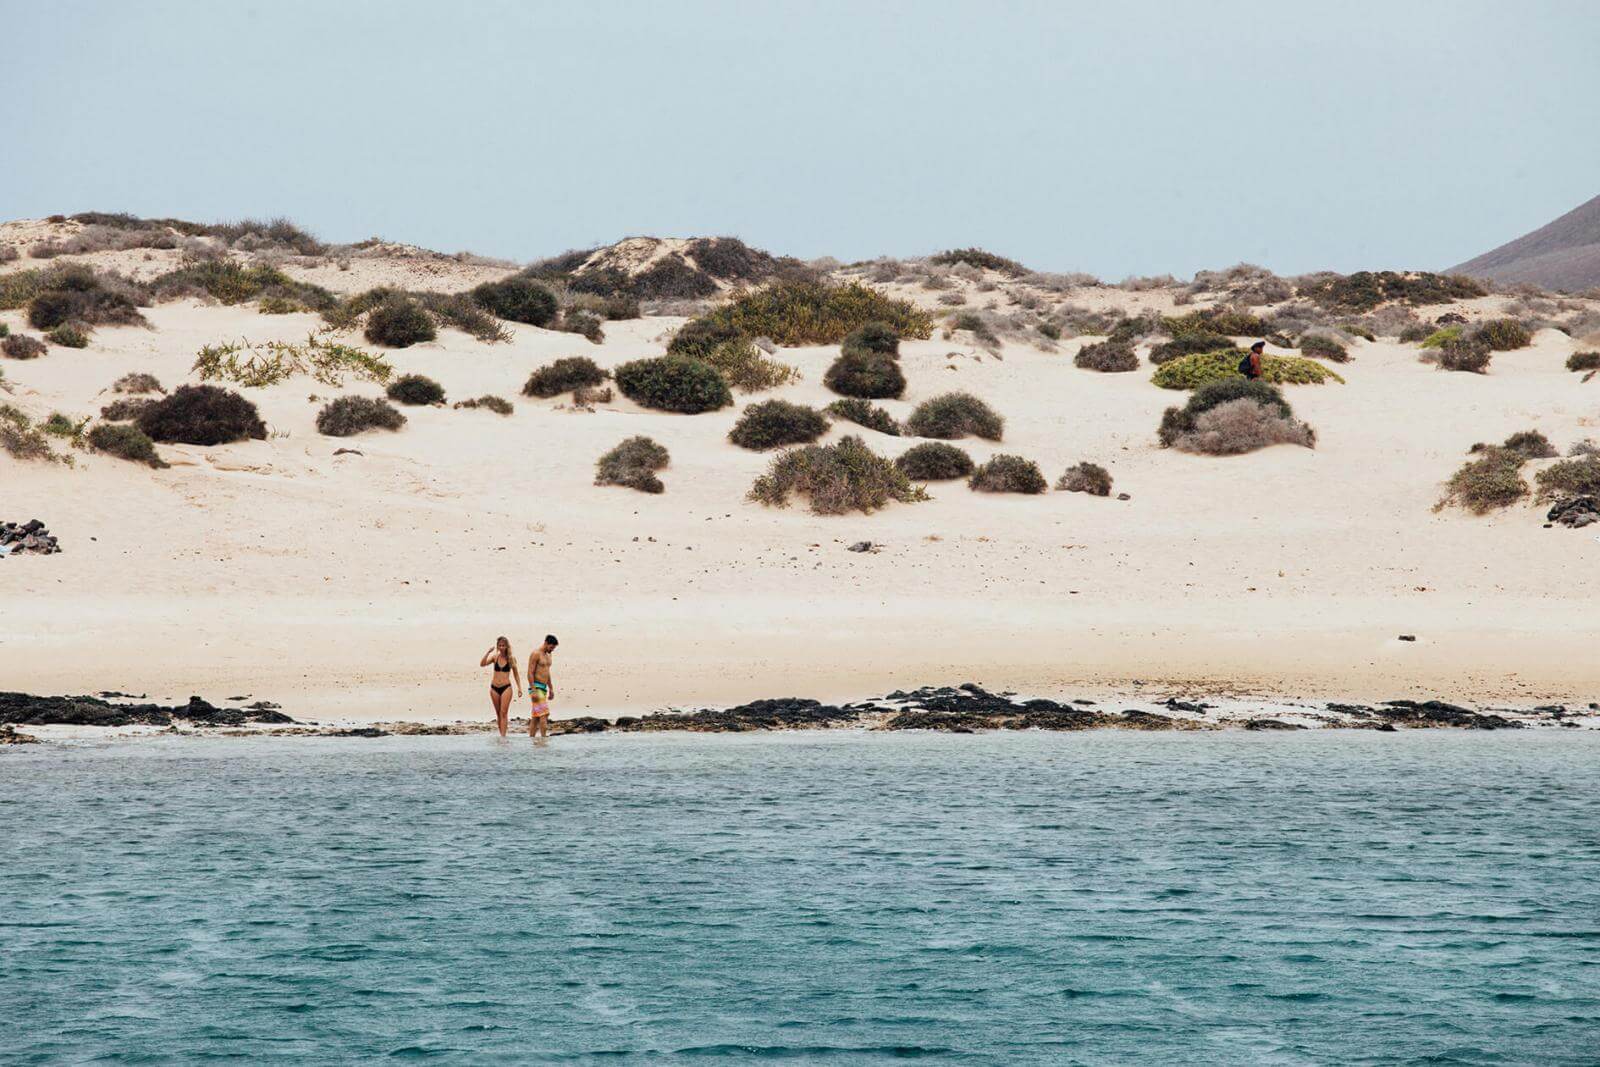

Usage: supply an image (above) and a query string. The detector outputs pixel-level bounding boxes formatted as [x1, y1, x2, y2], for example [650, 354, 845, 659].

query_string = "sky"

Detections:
[2, 0, 1597, 279]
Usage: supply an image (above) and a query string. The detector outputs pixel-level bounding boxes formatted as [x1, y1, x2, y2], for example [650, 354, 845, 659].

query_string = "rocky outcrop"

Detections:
[0, 724, 40, 744]
[0, 519, 60, 557]
[0, 692, 295, 727]
[1547, 496, 1599, 528]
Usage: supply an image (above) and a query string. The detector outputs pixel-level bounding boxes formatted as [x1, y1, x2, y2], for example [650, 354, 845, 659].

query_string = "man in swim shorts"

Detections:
[527, 634, 558, 738]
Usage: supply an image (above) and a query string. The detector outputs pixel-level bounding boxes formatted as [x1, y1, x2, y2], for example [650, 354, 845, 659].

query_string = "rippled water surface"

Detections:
[5, 731, 1599, 1063]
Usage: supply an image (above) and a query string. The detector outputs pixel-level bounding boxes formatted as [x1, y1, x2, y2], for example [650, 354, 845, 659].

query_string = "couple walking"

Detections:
[481, 634, 558, 738]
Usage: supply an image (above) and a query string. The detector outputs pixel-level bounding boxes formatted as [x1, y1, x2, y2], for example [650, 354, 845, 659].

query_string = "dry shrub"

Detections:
[1073, 339, 1138, 372]
[1298, 333, 1349, 362]
[112, 372, 163, 394]
[969, 454, 1048, 494]
[1473, 318, 1532, 351]
[138, 385, 266, 445]
[749, 435, 926, 515]
[824, 349, 905, 399]
[700, 338, 798, 392]
[1148, 331, 1233, 364]
[99, 397, 155, 421]
[728, 399, 829, 450]
[1534, 456, 1600, 501]
[1499, 430, 1557, 460]
[895, 441, 973, 480]
[3, 334, 47, 360]
[1567, 351, 1600, 372]
[471, 277, 559, 326]
[1437, 449, 1528, 513]
[386, 373, 446, 406]
[825, 398, 899, 436]
[1168, 399, 1315, 456]
[905, 392, 1003, 441]
[1057, 462, 1112, 495]
[523, 356, 607, 398]
[453, 395, 513, 415]
[1428, 336, 1492, 373]
[315, 396, 406, 437]
[0, 405, 63, 462]
[668, 281, 932, 356]
[596, 436, 670, 494]
[87, 422, 167, 468]
[842, 320, 900, 357]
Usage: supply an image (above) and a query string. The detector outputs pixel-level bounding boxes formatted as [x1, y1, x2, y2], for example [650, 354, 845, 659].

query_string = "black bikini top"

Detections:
[492, 657, 510, 673]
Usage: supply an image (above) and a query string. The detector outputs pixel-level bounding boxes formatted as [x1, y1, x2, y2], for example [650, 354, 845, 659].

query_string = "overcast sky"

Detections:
[3, 0, 1596, 279]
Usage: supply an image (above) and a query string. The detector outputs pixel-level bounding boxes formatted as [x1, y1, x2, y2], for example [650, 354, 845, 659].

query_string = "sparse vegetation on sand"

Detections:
[149, 259, 334, 311]
[969, 454, 1048, 494]
[595, 435, 670, 494]
[556, 309, 604, 345]
[45, 324, 89, 348]
[895, 441, 974, 480]
[363, 297, 437, 348]
[1425, 334, 1492, 374]
[471, 277, 559, 327]
[193, 335, 391, 388]
[842, 321, 901, 357]
[0, 405, 66, 463]
[1159, 380, 1315, 455]
[1534, 455, 1600, 502]
[453, 395, 513, 415]
[523, 356, 608, 399]
[137, 384, 266, 445]
[1152, 350, 1343, 389]
[614, 355, 732, 414]
[1298, 333, 1350, 362]
[1297, 270, 1485, 311]
[99, 397, 155, 421]
[1473, 318, 1533, 351]
[698, 338, 799, 392]
[728, 399, 829, 450]
[1148, 331, 1233, 364]
[824, 349, 905, 399]
[905, 392, 1004, 441]
[668, 281, 932, 358]
[387, 373, 446, 406]
[316, 396, 407, 437]
[826, 398, 900, 436]
[1495, 430, 1558, 460]
[749, 435, 926, 515]
[1057, 461, 1113, 495]
[1437, 448, 1529, 514]
[929, 248, 1026, 276]
[86, 422, 167, 468]
[1162, 308, 1265, 338]
[1566, 351, 1600, 372]
[3, 334, 48, 360]
[53, 212, 326, 256]
[325, 287, 508, 344]
[24, 264, 148, 333]
[1073, 339, 1138, 372]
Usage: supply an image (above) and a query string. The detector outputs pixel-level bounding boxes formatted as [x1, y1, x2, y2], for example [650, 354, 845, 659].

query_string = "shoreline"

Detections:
[6, 684, 1597, 745]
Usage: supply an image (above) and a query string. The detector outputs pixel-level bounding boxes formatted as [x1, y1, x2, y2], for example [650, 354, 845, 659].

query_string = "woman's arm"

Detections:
[480, 648, 496, 667]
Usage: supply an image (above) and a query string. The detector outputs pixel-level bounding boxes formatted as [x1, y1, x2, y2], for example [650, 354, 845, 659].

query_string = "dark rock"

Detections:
[1244, 718, 1306, 730]
[1546, 496, 1599, 528]
[1159, 698, 1211, 713]
[1118, 710, 1183, 730]
[0, 724, 40, 745]
[847, 541, 874, 553]
[1116, 492, 1131, 501]
[1398, 634, 1416, 642]
[0, 692, 296, 728]
[552, 716, 609, 734]
[326, 727, 386, 738]
[1377, 699, 1522, 729]
[615, 698, 861, 733]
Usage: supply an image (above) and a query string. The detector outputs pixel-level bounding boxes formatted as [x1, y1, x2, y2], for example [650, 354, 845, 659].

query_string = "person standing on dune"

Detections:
[527, 635, 558, 739]
[1239, 340, 1266, 379]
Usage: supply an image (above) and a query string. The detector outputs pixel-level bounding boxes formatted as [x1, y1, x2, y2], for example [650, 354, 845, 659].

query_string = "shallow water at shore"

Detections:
[5, 731, 1599, 1063]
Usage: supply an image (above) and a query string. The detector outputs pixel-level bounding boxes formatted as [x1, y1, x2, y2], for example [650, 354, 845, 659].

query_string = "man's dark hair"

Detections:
[545, 634, 559, 647]
[1249, 341, 1265, 352]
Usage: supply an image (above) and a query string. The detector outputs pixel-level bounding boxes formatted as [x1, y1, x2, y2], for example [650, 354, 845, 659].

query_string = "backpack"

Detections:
[1237, 353, 1255, 377]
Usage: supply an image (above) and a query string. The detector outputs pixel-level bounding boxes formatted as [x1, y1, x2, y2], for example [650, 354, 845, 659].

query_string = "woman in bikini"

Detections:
[480, 636, 522, 738]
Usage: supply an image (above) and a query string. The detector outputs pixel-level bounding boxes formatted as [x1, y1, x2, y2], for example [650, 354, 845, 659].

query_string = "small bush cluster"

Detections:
[1057, 461, 1112, 495]
[327, 287, 508, 344]
[453, 395, 513, 415]
[0, 405, 64, 463]
[386, 373, 445, 406]
[842, 321, 900, 357]
[1497, 430, 1558, 460]
[1152, 350, 1344, 389]
[137, 384, 266, 445]
[895, 441, 973, 480]
[905, 392, 1003, 440]
[1419, 325, 1461, 349]
[3, 334, 47, 360]
[1475, 318, 1532, 351]
[193, 336, 391, 389]
[826, 398, 899, 436]
[728, 399, 829, 450]
[667, 281, 933, 358]
[1438, 448, 1528, 514]
[824, 349, 905, 399]
[1158, 380, 1314, 455]
[1567, 351, 1600, 372]
[969, 454, 1047, 494]
[596, 435, 671, 493]
[929, 248, 1026, 275]
[87, 422, 167, 468]
[698, 338, 798, 392]
[1162, 307, 1265, 338]
[1073, 339, 1138, 372]
[315, 396, 406, 437]
[100, 397, 155, 421]
[1148, 331, 1233, 364]
[686, 237, 780, 282]
[1534, 456, 1600, 502]
[364, 298, 437, 348]
[1297, 271, 1484, 311]
[471, 277, 559, 326]
[614, 355, 732, 414]
[523, 356, 608, 398]
[1298, 333, 1349, 362]
[149, 259, 334, 311]
[557, 309, 604, 344]
[749, 435, 926, 515]
[1431, 335, 1492, 374]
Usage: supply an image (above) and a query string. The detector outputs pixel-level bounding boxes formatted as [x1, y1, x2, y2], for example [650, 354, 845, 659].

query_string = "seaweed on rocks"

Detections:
[614, 698, 860, 732]
[1375, 700, 1522, 729]
[0, 692, 294, 727]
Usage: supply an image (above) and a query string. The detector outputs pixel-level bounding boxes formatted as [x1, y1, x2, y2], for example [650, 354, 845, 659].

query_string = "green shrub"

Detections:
[26, 268, 146, 329]
[1152, 350, 1344, 389]
[1499, 430, 1557, 460]
[826, 398, 900, 436]
[842, 320, 900, 357]
[559, 309, 604, 344]
[596, 435, 670, 493]
[1166, 398, 1316, 455]
[257, 296, 303, 315]
[1432, 336, 1492, 373]
[149, 259, 333, 310]
[3, 334, 47, 359]
[1057, 461, 1112, 495]
[1298, 333, 1349, 362]
[1474, 318, 1532, 351]
[0, 322, 7, 338]
[1399, 323, 1433, 344]
[364, 299, 437, 348]
[1162, 308, 1264, 337]
[614, 355, 732, 414]
[42, 412, 89, 443]
[948, 311, 999, 347]
[1148, 331, 1233, 364]
[1419, 325, 1462, 348]
[523, 356, 607, 398]
[728, 399, 829, 450]
[453, 395, 514, 415]
[87, 422, 167, 468]
[45, 324, 89, 348]
[1297, 271, 1484, 311]
[386, 373, 446, 406]
[1566, 351, 1600, 372]
[316, 396, 406, 437]
[192, 336, 391, 388]
[0, 405, 63, 462]
[1534, 456, 1600, 501]
[668, 281, 933, 356]
[1073, 339, 1137, 372]
[630, 254, 718, 299]
[1438, 449, 1528, 513]
[686, 237, 780, 282]
[138, 384, 266, 445]
[930, 248, 1026, 275]
[969, 454, 1048, 494]
[895, 441, 974, 480]
[905, 392, 1004, 441]
[749, 435, 926, 515]
[100, 397, 154, 421]
[824, 349, 905, 399]
[1038, 322, 1061, 341]
[1108, 314, 1161, 343]
[471, 277, 559, 326]
[699, 338, 799, 392]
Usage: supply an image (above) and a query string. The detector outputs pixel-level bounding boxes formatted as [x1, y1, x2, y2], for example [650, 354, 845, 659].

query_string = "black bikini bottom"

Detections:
[491, 683, 511, 696]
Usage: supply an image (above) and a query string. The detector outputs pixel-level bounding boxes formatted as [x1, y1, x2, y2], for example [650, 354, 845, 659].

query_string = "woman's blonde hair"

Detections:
[496, 635, 513, 660]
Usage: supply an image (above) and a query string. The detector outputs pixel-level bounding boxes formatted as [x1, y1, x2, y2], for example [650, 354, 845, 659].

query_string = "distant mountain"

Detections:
[1450, 194, 1600, 292]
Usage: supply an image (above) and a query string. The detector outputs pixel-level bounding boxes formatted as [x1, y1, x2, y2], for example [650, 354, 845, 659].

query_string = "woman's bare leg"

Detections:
[492, 689, 510, 737]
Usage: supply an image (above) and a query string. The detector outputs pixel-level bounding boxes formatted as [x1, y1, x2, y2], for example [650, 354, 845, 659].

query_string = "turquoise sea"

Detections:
[4, 731, 1598, 1063]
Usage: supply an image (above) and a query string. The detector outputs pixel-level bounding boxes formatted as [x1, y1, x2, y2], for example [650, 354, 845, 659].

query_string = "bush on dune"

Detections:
[842, 320, 901, 357]
[929, 248, 1026, 275]
[826, 398, 900, 436]
[824, 349, 905, 399]
[1298, 333, 1350, 362]
[3, 334, 47, 360]
[86, 422, 167, 468]
[386, 373, 446, 406]
[1437, 448, 1528, 513]
[46, 324, 89, 348]
[1496, 430, 1557, 460]
[1297, 271, 1484, 311]
[1566, 351, 1600, 372]
[453, 395, 513, 415]
[667, 281, 932, 357]
[315, 395, 406, 437]
[1057, 461, 1112, 495]
[1428, 335, 1492, 373]
[26, 265, 148, 330]
[1159, 379, 1314, 455]
[1473, 318, 1532, 351]
[557, 309, 604, 344]
[0, 405, 64, 462]
[728, 399, 829, 450]
[614, 355, 732, 413]
[471, 277, 559, 327]
[1148, 331, 1233, 364]
[1534, 456, 1600, 502]
[905, 392, 1004, 441]
[149, 259, 334, 311]
[523, 356, 608, 398]
[749, 435, 926, 515]
[1073, 339, 1138, 372]
[138, 384, 266, 445]
[596, 435, 671, 493]
[895, 441, 973, 480]
[1152, 350, 1344, 389]
[698, 338, 799, 392]
[100, 397, 155, 421]
[1162, 307, 1265, 338]
[969, 454, 1047, 494]
[364, 298, 437, 348]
